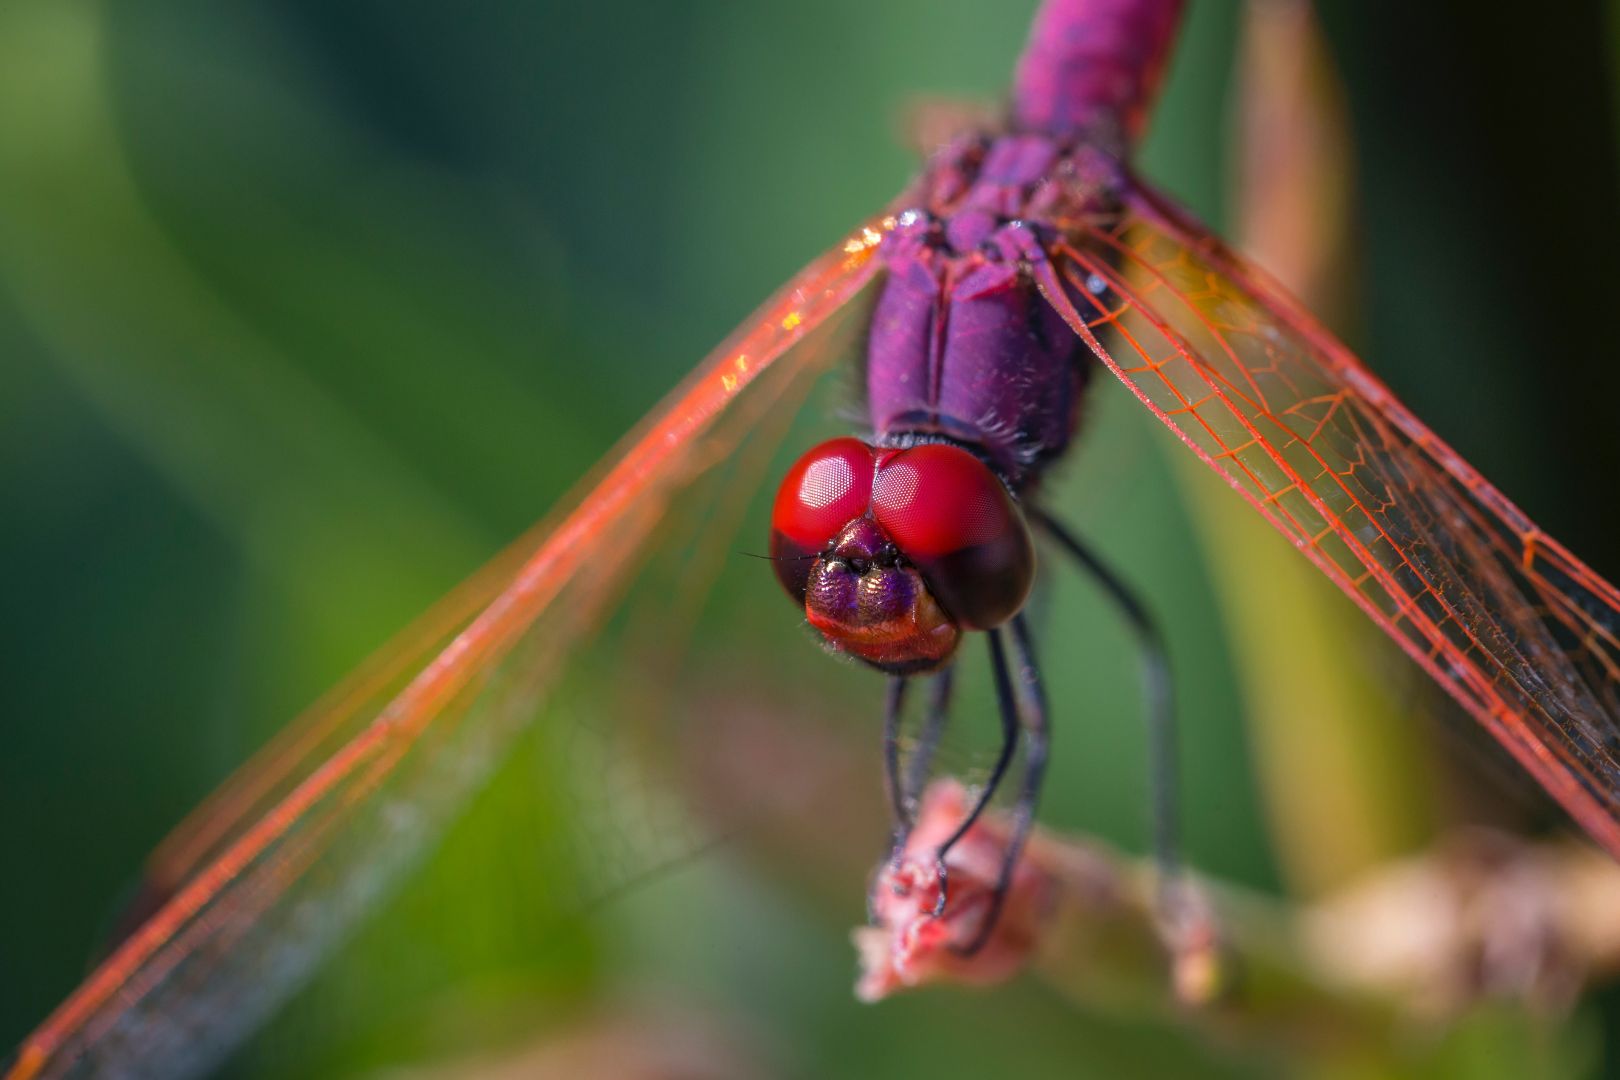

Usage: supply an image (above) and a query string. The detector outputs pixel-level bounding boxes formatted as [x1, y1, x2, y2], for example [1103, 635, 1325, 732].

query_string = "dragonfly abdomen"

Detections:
[1013, 0, 1185, 150]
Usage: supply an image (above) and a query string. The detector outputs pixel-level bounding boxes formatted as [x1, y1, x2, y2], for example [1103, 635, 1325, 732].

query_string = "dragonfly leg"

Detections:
[884, 668, 956, 863]
[881, 675, 911, 834]
[903, 667, 955, 812]
[1030, 508, 1183, 906]
[873, 670, 956, 919]
[951, 612, 1050, 955]
[931, 629, 1021, 917]
[871, 676, 910, 921]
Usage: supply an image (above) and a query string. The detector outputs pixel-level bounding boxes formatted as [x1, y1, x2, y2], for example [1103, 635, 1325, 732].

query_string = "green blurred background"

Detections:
[2, 1, 1619, 1077]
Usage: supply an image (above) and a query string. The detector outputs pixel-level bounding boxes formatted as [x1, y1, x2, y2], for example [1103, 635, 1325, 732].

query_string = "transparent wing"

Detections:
[1035, 184, 1620, 859]
[4, 217, 892, 1080]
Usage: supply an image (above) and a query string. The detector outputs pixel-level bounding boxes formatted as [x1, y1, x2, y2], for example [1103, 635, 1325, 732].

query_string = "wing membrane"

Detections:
[6, 218, 891, 1080]
[1036, 184, 1620, 859]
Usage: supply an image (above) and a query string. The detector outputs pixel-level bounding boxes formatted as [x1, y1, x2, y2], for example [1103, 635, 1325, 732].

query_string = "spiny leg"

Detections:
[875, 670, 958, 921]
[951, 611, 1051, 955]
[932, 628, 1021, 917]
[1030, 508, 1183, 907]
[891, 668, 957, 858]
[903, 666, 955, 811]
[874, 669, 957, 919]
[872, 676, 910, 920]
[881, 675, 911, 832]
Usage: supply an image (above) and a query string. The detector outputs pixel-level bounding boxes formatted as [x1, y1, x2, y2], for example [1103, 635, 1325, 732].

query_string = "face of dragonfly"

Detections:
[768, 438, 1035, 673]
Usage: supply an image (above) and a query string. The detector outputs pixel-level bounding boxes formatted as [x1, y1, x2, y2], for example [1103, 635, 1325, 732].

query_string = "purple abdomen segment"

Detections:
[1012, 0, 1185, 147]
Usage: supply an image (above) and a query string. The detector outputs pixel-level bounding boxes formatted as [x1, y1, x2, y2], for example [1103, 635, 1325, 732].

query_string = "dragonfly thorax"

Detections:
[866, 135, 1112, 491]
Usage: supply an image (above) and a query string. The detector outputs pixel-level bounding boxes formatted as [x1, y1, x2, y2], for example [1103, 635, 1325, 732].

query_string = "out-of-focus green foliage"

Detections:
[1, 2, 1617, 1078]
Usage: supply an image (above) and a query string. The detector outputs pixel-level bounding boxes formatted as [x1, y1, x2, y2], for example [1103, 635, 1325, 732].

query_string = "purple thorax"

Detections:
[864, 0, 1183, 490]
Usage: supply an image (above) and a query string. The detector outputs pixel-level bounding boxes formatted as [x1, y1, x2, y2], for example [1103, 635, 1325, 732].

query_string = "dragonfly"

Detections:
[10, 0, 1620, 1075]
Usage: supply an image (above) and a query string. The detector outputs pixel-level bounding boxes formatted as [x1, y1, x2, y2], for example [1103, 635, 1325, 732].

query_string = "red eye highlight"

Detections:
[872, 444, 1033, 630]
[770, 438, 880, 602]
[873, 445, 1014, 556]
[771, 437, 879, 551]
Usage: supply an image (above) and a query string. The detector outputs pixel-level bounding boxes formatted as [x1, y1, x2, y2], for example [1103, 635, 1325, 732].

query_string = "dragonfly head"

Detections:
[769, 437, 1034, 674]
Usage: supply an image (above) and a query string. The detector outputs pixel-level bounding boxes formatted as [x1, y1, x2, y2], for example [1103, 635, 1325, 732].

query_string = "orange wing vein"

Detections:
[5, 217, 891, 1080]
[1035, 183, 1620, 861]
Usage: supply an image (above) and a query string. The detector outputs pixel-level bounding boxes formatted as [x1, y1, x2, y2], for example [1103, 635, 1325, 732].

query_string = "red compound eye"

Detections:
[872, 443, 1033, 629]
[770, 437, 879, 598]
[772, 437, 878, 549]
